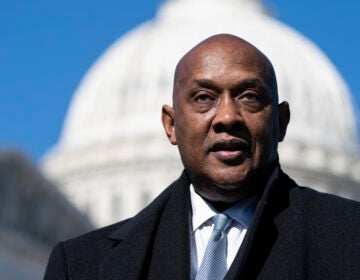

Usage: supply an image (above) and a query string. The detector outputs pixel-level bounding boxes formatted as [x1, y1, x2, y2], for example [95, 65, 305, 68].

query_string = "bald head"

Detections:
[173, 34, 278, 105]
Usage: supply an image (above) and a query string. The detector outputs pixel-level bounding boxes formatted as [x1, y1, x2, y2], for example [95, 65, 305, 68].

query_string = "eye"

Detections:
[239, 91, 261, 102]
[237, 91, 264, 112]
[193, 91, 216, 104]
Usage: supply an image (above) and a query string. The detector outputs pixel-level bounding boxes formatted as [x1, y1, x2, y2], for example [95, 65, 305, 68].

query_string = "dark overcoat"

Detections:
[44, 167, 360, 279]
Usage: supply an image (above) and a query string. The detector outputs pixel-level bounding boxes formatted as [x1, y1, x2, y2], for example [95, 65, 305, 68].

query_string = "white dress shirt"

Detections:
[190, 185, 257, 279]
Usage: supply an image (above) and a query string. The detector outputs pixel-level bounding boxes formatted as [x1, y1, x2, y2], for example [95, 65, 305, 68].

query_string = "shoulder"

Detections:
[44, 220, 131, 279]
[66, 221, 124, 246]
[50, 170, 190, 257]
[63, 171, 190, 245]
[276, 170, 360, 215]
[291, 185, 360, 211]
[288, 184, 360, 227]
[44, 171, 191, 279]
[51, 219, 130, 268]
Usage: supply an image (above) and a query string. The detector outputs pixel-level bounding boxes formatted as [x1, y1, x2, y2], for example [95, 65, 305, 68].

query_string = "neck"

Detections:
[197, 160, 279, 211]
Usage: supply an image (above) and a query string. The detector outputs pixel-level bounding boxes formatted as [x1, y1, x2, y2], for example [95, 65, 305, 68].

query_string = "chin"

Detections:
[210, 167, 253, 187]
[211, 168, 259, 192]
[211, 186, 251, 204]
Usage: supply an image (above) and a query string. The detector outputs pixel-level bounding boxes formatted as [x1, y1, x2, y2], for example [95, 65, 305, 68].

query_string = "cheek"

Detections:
[175, 115, 203, 153]
[245, 114, 277, 151]
[177, 110, 212, 136]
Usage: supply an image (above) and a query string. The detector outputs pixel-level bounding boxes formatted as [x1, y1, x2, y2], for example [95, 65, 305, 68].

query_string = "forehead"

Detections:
[175, 39, 274, 88]
[172, 38, 278, 106]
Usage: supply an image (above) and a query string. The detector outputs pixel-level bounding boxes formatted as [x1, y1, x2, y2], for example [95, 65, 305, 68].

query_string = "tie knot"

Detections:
[213, 213, 232, 233]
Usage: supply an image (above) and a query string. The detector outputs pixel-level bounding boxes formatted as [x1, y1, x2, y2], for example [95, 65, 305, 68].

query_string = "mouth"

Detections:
[209, 139, 251, 163]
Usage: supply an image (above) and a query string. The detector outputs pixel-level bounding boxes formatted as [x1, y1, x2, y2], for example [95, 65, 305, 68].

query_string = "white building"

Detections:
[43, 0, 360, 227]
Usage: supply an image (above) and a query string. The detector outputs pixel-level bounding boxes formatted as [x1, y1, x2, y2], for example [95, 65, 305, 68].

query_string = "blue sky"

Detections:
[1, 0, 359, 161]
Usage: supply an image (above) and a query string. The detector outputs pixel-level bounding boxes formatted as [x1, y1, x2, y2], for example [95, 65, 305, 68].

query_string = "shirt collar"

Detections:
[190, 184, 257, 233]
[190, 184, 216, 233]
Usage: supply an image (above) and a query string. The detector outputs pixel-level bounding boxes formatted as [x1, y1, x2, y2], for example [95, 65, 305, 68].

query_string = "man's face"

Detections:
[162, 36, 289, 203]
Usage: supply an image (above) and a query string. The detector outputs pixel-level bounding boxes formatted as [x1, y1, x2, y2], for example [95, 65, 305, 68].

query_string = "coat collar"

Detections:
[100, 171, 192, 280]
[100, 166, 297, 280]
[225, 166, 297, 279]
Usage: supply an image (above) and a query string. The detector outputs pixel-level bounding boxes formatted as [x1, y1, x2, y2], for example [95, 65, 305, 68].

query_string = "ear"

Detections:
[161, 104, 177, 145]
[278, 101, 290, 142]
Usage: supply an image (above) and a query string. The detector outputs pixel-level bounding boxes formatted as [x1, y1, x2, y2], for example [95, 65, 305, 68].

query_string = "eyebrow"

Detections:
[193, 78, 267, 90]
[193, 79, 221, 90]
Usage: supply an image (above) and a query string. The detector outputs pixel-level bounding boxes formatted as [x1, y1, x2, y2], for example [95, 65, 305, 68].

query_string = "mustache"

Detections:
[209, 138, 250, 151]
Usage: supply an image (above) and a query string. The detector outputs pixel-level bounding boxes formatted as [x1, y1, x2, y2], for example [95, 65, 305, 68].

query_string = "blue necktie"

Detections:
[195, 213, 233, 280]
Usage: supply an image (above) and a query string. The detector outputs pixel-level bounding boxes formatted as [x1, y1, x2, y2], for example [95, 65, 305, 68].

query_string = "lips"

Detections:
[209, 139, 250, 163]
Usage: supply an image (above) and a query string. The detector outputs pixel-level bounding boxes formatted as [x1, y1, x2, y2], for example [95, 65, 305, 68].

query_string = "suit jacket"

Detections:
[44, 167, 360, 279]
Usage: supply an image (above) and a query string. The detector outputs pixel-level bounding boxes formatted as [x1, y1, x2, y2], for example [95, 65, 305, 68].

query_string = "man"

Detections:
[44, 34, 360, 279]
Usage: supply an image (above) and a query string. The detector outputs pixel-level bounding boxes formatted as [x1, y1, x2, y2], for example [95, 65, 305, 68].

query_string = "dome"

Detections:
[43, 0, 360, 225]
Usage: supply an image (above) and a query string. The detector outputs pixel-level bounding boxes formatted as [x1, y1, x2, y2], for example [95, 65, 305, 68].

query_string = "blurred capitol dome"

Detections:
[43, 0, 360, 226]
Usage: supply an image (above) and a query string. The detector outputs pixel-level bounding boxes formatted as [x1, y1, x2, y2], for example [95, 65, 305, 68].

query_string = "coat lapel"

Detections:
[99, 171, 192, 280]
[225, 167, 296, 280]
[99, 215, 160, 280]
[147, 172, 192, 280]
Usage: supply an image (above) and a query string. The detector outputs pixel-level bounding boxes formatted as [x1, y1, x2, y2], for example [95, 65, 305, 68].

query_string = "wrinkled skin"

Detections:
[162, 34, 290, 206]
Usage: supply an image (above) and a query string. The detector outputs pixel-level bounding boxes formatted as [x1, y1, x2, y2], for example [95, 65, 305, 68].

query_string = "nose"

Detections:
[212, 94, 242, 131]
